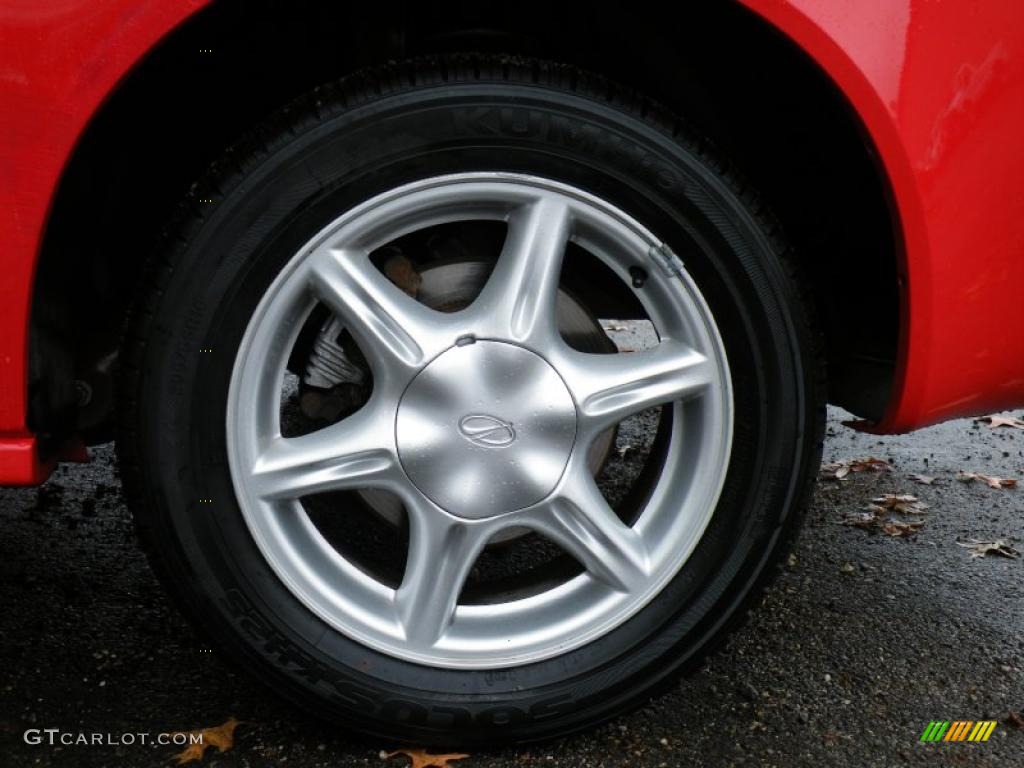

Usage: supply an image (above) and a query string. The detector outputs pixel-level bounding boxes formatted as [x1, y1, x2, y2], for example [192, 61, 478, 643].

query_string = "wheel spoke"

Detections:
[227, 173, 734, 667]
[528, 470, 650, 593]
[558, 340, 714, 436]
[394, 503, 491, 647]
[307, 247, 448, 374]
[471, 196, 572, 344]
[250, 405, 396, 501]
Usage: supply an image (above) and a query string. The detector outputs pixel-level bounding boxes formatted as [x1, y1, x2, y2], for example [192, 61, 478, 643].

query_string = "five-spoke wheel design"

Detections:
[227, 173, 732, 668]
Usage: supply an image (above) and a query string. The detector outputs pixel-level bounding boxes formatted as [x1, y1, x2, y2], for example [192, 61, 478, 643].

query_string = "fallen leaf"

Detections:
[868, 494, 929, 514]
[977, 414, 1024, 430]
[384, 750, 471, 768]
[956, 471, 1017, 489]
[957, 539, 1021, 559]
[848, 457, 892, 473]
[171, 717, 243, 765]
[819, 457, 891, 480]
[880, 520, 924, 537]
[841, 511, 880, 531]
[842, 511, 924, 537]
[1006, 711, 1024, 730]
[820, 462, 850, 480]
[841, 493, 927, 537]
[820, 462, 845, 479]
[909, 474, 936, 485]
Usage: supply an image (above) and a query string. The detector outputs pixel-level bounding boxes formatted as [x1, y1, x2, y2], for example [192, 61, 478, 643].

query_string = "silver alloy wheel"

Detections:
[227, 173, 733, 669]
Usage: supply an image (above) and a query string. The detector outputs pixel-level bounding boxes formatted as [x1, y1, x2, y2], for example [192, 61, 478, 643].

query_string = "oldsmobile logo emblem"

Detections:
[458, 414, 516, 448]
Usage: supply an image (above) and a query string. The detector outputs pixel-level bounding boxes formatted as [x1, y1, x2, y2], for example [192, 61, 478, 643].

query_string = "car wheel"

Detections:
[117, 55, 824, 744]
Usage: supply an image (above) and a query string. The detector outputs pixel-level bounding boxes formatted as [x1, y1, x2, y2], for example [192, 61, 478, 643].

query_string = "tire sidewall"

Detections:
[131, 80, 815, 742]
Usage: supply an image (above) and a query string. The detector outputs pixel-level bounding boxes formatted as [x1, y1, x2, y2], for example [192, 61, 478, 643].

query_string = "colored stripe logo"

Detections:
[920, 720, 997, 742]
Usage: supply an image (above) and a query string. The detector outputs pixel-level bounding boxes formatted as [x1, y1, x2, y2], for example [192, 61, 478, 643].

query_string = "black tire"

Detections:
[117, 55, 824, 745]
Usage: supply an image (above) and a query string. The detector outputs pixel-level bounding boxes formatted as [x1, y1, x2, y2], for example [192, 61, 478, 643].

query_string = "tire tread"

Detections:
[116, 53, 826, 744]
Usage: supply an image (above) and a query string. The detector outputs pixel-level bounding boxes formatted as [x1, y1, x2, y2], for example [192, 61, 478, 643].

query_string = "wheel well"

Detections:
[31, 0, 899, 446]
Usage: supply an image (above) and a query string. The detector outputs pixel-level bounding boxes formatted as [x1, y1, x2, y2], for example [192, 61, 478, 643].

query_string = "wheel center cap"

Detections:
[396, 340, 577, 519]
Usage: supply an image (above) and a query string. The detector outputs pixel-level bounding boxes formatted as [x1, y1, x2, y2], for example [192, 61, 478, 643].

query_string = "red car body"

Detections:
[1, 0, 1023, 484]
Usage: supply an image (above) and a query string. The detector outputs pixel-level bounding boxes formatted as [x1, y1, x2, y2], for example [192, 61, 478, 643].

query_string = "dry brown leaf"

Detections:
[848, 457, 892, 473]
[956, 471, 1018, 489]
[909, 474, 936, 485]
[977, 414, 1024, 429]
[842, 494, 926, 537]
[384, 749, 471, 768]
[957, 539, 1021, 559]
[1006, 711, 1024, 730]
[819, 462, 850, 480]
[841, 511, 923, 537]
[841, 511, 880, 531]
[868, 493, 929, 514]
[171, 717, 243, 765]
[880, 520, 924, 537]
[819, 457, 891, 480]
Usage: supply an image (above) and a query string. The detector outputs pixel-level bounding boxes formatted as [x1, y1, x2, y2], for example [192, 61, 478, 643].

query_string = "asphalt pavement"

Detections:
[1, 407, 1021, 767]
